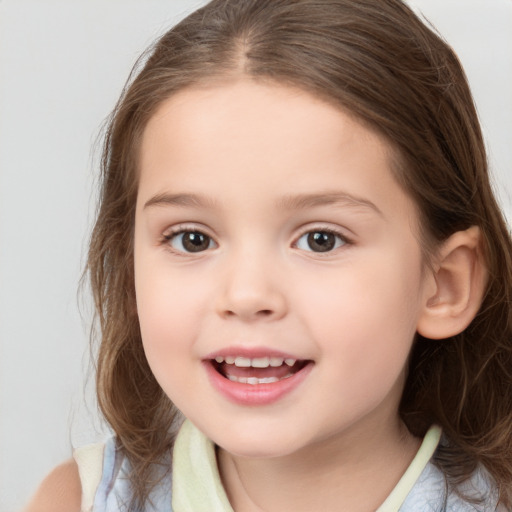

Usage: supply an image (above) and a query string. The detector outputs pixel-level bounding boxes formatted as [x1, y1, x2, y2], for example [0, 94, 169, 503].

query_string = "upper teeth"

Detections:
[214, 356, 296, 368]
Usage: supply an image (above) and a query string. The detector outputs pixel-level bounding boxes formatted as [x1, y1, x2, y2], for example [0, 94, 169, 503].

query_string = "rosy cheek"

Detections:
[137, 277, 203, 353]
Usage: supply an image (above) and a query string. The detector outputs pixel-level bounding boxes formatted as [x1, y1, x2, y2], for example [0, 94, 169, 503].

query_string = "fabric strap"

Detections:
[73, 442, 105, 512]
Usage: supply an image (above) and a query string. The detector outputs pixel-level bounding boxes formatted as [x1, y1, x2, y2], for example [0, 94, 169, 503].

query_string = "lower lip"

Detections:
[203, 360, 313, 406]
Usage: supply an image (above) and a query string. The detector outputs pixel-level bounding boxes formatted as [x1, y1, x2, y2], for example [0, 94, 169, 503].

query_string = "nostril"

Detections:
[222, 308, 275, 320]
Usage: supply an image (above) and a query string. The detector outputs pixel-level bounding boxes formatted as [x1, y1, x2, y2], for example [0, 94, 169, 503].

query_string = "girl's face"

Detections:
[134, 80, 434, 459]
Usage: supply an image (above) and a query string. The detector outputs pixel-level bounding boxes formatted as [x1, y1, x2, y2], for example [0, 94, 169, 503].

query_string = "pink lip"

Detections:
[204, 346, 300, 360]
[203, 356, 313, 406]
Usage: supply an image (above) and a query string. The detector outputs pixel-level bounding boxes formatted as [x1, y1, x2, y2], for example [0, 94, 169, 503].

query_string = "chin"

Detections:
[220, 442, 294, 460]
[210, 425, 307, 460]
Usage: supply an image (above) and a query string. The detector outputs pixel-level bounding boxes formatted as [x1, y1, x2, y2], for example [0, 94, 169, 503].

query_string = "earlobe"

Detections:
[417, 226, 487, 340]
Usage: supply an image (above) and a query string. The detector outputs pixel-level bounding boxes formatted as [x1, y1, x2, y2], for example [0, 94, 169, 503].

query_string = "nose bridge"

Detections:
[216, 240, 287, 321]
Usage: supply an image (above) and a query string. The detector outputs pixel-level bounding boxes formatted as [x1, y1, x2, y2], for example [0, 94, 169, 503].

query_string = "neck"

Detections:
[217, 416, 420, 512]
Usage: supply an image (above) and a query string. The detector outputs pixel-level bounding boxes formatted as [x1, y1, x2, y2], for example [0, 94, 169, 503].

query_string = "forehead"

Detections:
[141, 80, 386, 158]
[137, 79, 416, 225]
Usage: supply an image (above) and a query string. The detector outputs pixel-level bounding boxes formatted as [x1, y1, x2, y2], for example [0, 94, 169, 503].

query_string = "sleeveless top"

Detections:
[73, 421, 503, 512]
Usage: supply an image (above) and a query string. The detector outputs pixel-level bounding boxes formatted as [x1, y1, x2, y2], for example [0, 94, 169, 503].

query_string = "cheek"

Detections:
[134, 257, 208, 364]
[135, 270, 207, 410]
[293, 251, 422, 371]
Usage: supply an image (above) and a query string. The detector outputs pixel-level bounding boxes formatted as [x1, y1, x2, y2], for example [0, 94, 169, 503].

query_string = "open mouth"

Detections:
[211, 355, 311, 385]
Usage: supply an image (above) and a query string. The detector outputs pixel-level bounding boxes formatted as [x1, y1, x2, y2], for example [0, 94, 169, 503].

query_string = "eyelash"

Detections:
[160, 225, 352, 255]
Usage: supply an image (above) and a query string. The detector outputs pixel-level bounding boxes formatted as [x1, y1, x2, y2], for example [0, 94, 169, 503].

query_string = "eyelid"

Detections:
[162, 222, 214, 239]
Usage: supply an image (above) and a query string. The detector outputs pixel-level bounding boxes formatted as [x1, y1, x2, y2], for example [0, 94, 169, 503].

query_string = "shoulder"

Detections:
[23, 459, 82, 512]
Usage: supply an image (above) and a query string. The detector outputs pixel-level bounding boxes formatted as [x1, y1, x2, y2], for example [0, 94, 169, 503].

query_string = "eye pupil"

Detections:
[308, 232, 335, 252]
[183, 232, 210, 252]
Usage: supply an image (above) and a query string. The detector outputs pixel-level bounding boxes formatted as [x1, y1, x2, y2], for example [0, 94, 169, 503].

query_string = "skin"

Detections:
[23, 460, 81, 512]
[134, 80, 436, 511]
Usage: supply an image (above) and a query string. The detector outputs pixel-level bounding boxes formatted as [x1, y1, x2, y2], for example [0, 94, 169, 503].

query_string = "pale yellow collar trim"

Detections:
[172, 420, 234, 512]
[376, 425, 442, 512]
[172, 420, 441, 512]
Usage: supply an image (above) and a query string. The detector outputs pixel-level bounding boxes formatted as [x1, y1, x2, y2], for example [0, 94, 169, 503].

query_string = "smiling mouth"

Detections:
[211, 356, 311, 385]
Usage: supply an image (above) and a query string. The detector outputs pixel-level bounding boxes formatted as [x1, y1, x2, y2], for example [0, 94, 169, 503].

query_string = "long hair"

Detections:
[87, 0, 512, 507]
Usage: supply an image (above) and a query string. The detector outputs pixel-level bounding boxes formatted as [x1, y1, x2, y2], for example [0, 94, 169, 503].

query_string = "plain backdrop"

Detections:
[0, 1, 510, 510]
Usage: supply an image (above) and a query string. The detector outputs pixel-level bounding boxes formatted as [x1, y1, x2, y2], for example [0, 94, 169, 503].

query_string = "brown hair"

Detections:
[88, 0, 512, 507]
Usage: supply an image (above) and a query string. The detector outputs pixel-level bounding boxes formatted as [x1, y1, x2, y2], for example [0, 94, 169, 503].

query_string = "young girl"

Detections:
[26, 0, 512, 510]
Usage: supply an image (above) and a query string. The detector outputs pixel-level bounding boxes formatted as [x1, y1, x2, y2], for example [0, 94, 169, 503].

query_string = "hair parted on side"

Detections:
[87, 0, 512, 507]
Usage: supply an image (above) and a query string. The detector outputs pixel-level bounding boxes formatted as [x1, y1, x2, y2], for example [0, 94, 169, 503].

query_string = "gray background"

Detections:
[0, 1, 510, 510]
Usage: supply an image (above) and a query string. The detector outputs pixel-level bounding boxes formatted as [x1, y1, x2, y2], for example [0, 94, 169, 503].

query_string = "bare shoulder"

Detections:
[23, 458, 81, 512]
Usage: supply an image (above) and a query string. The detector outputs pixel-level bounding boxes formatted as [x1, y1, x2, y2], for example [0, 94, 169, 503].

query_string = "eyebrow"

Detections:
[277, 191, 383, 216]
[143, 191, 382, 216]
[144, 192, 220, 210]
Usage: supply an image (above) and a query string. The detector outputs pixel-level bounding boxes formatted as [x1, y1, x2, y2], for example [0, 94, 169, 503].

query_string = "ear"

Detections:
[417, 226, 487, 340]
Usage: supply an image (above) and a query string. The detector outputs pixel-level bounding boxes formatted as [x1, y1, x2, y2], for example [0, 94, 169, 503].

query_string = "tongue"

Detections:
[220, 362, 299, 380]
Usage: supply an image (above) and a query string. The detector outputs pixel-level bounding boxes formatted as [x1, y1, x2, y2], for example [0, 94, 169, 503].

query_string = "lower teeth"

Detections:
[227, 374, 292, 385]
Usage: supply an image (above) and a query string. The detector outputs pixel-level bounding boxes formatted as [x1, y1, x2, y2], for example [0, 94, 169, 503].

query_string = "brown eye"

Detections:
[296, 230, 345, 253]
[169, 231, 214, 253]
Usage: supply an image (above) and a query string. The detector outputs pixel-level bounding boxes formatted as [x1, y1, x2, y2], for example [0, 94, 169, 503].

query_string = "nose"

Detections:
[215, 251, 288, 322]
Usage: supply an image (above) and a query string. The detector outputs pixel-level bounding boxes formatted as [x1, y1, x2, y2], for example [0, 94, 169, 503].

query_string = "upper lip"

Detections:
[203, 346, 306, 361]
